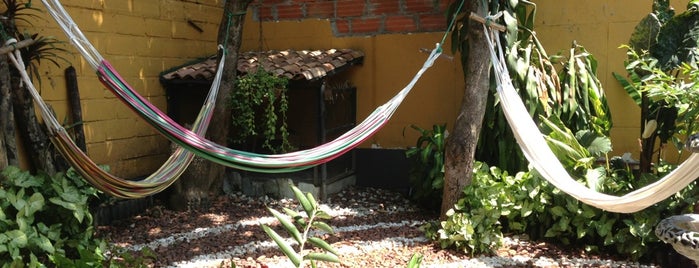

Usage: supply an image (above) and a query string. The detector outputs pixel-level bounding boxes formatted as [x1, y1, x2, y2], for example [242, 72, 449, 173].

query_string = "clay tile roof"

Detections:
[161, 48, 364, 84]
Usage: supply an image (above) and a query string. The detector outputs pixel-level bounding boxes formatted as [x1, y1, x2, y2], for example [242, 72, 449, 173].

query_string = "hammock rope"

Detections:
[5, 38, 227, 198]
[482, 19, 699, 213]
[40, 0, 450, 172]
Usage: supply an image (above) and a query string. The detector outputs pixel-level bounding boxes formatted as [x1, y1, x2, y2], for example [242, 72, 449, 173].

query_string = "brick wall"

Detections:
[249, 0, 450, 36]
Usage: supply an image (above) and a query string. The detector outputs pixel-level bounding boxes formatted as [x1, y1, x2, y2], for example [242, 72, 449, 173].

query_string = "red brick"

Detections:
[368, 1, 401, 15]
[437, 0, 452, 12]
[405, 0, 435, 13]
[307, 1, 334, 18]
[333, 19, 351, 35]
[277, 3, 305, 20]
[336, 0, 365, 17]
[257, 5, 275, 21]
[254, 0, 287, 4]
[385, 15, 418, 33]
[418, 13, 447, 31]
[351, 17, 383, 34]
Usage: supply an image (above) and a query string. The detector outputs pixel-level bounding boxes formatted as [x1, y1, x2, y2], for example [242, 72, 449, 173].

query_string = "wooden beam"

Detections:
[0, 39, 35, 55]
[469, 12, 507, 32]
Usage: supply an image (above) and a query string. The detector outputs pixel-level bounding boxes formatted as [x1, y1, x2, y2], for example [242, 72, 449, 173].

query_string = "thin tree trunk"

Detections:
[169, 0, 252, 210]
[207, 0, 252, 193]
[0, 54, 15, 170]
[10, 74, 62, 175]
[440, 1, 491, 219]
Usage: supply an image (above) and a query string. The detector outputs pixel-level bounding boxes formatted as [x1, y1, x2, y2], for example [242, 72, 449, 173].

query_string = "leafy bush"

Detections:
[406, 124, 446, 210]
[424, 161, 544, 255]
[425, 137, 696, 262]
[0, 166, 105, 266]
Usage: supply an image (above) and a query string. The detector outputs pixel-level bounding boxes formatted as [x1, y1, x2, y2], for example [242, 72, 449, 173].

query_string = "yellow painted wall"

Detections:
[23, 0, 687, 178]
[533, 0, 686, 161]
[240, 18, 465, 148]
[28, 0, 224, 178]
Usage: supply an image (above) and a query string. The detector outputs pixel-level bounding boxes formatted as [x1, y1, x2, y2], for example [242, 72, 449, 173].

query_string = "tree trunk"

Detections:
[0, 54, 17, 170]
[65, 66, 87, 152]
[11, 73, 67, 175]
[440, 2, 491, 219]
[169, 0, 252, 210]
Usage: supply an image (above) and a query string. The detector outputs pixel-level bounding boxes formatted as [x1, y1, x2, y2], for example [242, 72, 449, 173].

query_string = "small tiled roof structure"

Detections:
[161, 48, 364, 84]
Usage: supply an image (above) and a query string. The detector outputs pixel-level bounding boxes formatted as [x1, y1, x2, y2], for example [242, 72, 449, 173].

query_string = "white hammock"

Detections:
[484, 24, 699, 213]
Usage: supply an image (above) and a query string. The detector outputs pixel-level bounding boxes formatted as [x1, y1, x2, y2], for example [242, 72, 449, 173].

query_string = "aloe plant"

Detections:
[261, 185, 339, 268]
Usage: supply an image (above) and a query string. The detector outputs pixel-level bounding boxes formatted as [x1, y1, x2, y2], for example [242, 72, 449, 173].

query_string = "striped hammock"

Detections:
[41, 0, 444, 173]
[6, 41, 226, 198]
[483, 23, 699, 213]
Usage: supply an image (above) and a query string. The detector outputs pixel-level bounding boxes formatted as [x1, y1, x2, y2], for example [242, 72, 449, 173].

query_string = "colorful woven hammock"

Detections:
[5, 40, 226, 198]
[41, 0, 446, 173]
[483, 21, 699, 213]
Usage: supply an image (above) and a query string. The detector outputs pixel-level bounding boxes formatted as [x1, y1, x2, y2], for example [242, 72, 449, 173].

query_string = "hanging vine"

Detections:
[229, 68, 292, 153]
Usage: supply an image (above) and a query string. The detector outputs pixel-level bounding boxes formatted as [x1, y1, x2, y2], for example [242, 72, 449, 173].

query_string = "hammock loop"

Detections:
[4, 38, 18, 53]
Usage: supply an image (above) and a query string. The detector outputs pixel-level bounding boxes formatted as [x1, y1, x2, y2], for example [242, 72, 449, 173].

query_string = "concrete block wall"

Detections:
[29, 0, 223, 178]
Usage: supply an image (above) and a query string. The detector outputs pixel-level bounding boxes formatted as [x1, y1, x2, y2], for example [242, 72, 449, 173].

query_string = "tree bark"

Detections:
[0, 54, 15, 170]
[169, 0, 252, 210]
[10, 73, 67, 175]
[65, 66, 87, 152]
[440, 2, 491, 219]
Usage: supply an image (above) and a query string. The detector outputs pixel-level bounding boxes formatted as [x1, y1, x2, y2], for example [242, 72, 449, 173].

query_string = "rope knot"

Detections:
[484, 11, 504, 28]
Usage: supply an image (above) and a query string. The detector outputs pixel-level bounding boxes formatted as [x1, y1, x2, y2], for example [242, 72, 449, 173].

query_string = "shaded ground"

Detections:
[96, 187, 683, 267]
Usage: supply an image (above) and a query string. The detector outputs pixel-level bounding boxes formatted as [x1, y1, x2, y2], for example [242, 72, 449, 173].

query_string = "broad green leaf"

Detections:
[261, 224, 301, 267]
[550, 206, 566, 217]
[584, 168, 604, 191]
[26, 193, 45, 216]
[32, 235, 55, 253]
[60, 187, 82, 203]
[49, 197, 84, 223]
[7, 230, 28, 248]
[544, 228, 559, 238]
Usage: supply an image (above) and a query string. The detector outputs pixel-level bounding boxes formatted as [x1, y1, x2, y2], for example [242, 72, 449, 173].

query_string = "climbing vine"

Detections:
[229, 68, 293, 153]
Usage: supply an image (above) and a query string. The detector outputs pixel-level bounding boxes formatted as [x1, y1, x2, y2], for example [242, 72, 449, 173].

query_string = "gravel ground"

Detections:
[96, 187, 675, 267]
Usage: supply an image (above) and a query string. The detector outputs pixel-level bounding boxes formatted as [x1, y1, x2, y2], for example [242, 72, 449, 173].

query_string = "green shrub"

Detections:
[424, 161, 545, 255]
[405, 124, 446, 210]
[425, 158, 695, 261]
[0, 166, 159, 267]
[0, 166, 106, 266]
